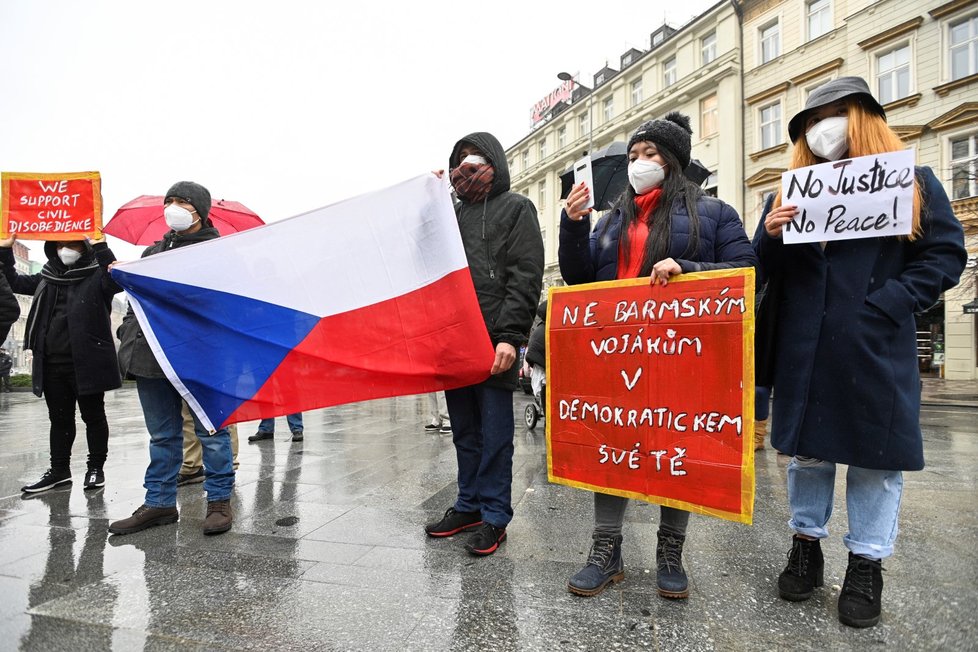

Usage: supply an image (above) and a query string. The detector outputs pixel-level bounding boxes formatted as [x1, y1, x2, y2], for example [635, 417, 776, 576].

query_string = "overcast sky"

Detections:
[2, 0, 716, 262]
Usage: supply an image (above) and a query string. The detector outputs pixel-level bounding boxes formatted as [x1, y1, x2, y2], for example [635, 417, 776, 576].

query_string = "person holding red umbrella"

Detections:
[109, 181, 236, 537]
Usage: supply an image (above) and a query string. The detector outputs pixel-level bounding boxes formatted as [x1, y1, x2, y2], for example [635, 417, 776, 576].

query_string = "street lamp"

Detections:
[558, 72, 593, 156]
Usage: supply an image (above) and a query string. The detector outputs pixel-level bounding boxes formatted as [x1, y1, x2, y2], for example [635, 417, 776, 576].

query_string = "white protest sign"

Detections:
[780, 149, 915, 244]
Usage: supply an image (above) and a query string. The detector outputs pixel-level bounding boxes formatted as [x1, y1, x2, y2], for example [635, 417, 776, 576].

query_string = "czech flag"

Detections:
[111, 174, 495, 432]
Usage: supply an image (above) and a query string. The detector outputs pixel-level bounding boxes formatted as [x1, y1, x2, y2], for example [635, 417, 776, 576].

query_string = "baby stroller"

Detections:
[523, 299, 548, 429]
[524, 376, 545, 429]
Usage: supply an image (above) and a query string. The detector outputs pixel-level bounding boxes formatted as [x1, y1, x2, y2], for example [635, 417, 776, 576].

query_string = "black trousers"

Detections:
[43, 363, 108, 471]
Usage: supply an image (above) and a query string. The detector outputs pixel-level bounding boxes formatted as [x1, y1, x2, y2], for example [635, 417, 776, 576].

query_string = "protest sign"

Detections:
[780, 149, 915, 245]
[1, 172, 102, 240]
[546, 268, 755, 524]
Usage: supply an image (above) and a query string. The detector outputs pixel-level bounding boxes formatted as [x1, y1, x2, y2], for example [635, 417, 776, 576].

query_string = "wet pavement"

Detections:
[0, 384, 975, 651]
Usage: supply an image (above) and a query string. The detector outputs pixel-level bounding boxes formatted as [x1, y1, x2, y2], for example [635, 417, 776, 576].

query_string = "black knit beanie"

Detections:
[626, 112, 694, 169]
[164, 181, 211, 222]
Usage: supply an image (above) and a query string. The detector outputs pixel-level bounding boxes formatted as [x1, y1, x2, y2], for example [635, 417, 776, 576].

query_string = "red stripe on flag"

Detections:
[222, 268, 494, 426]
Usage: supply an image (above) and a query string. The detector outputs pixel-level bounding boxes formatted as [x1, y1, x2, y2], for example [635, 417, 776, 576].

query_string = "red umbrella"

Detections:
[103, 195, 265, 245]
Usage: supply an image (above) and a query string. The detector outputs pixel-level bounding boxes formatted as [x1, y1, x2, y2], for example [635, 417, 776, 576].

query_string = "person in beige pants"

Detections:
[177, 402, 239, 485]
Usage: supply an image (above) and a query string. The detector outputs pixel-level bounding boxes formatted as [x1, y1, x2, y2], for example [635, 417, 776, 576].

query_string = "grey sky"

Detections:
[1, 0, 716, 262]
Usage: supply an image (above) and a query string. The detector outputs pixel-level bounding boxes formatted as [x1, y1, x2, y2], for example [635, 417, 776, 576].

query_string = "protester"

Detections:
[424, 132, 544, 556]
[249, 412, 304, 442]
[178, 402, 240, 485]
[109, 182, 235, 536]
[523, 300, 547, 399]
[1, 234, 121, 492]
[0, 347, 13, 392]
[0, 273, 18, 346]
[754, 77, 967, 628]
[423, 393, 451, 434]
[559, 113, 757, 598]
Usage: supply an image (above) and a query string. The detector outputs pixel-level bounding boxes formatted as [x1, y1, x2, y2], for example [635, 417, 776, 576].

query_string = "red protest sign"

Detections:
[1, 172, 102, 241]
[546, 268, 756, 524]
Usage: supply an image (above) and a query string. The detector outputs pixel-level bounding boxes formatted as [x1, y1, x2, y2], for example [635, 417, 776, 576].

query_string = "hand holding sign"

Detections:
[779, 150, 915, 244]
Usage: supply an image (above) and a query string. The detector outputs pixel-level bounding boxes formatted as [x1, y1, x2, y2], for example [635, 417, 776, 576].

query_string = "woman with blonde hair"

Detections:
[755, 77, 967, 628]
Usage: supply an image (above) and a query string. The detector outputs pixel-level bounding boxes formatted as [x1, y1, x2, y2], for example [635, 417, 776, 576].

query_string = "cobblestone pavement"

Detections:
[0, 385, 975, 651]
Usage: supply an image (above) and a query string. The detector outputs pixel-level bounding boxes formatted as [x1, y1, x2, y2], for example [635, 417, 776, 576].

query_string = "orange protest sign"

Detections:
[1, 172, 102, 240]
[546, 268, 756, 524]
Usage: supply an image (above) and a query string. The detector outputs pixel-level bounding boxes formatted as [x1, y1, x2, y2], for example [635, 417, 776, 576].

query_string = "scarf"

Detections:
[450, 163, 495, 203]
[616, 188, 663, 279]
[159, 226, 220, 251]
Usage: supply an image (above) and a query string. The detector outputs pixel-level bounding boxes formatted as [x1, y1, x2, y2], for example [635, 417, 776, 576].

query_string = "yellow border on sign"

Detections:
[545, 268, 756, 524]
[1, 171, 103, 240]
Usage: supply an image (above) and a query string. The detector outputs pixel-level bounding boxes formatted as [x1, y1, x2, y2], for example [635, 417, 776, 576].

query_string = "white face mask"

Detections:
[460, 154, 488, 166]
[806, 116, 849, 161]
[164, 204, 198, 232]
[58, 247, 82, 266]
[628, 159, 667, 195]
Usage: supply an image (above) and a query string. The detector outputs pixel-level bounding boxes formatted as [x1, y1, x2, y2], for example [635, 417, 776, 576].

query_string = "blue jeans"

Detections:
[257, 413, 304, 433]
[755, 386, 771, 421]
[445, 382, 515, 529]
[787, 456, 904, 559]
[136, 377, 234, 507]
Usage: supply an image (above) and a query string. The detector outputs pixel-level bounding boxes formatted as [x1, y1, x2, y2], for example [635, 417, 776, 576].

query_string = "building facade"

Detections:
[2, 241, 36, 374]
[505, 0, 744, 289]
[741, 0, 978, 379]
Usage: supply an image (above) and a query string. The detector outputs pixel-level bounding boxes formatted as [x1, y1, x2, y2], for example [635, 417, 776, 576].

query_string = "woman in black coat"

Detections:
[0, 235, 122, 493]
[754, 77, 967, 629]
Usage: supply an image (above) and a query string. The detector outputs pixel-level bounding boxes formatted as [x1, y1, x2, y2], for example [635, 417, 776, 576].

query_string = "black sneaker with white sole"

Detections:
[21, 469, 72, 493]
[83, 468, 105, 490]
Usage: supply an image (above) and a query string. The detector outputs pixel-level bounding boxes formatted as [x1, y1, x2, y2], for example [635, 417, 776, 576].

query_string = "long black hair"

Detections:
[611, 146, 702, 277]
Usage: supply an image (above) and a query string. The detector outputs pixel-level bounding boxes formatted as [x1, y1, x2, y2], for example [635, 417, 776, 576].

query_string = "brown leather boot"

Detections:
[203, 499, 233, 535]
[754, 420, 767, 451]
[108, 505, 178, 535]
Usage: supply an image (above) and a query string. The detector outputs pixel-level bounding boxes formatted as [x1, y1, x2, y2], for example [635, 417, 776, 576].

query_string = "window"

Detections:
[760, 20, 780, 64]
[631, 79, 643, 106]
[876, 44, 911, 104]
[540, 228, 548, 256]
[951, 133, 978, 199]
[603, 97, 614, 122]
[701, 94, 718, 137]
[521, 149, 529, 170]
[557, 126, 567, 149]
[579, 113, 590, 138]
[663, 57, 677, 87]
[950, 14, 978, 81]
[623, 52, 633, 66]
[807, 0, 831, 41]
[653, 32, 664, 46]
[539, 139, 547, 160]
[538, 180, 547, 208]
[759, 101, 782, 150]
[595, 71, 606, 86]
[701, 32, 717, 65]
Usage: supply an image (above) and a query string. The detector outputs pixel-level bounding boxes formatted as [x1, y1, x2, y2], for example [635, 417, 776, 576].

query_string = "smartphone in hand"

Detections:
[573, 156, 595, 211]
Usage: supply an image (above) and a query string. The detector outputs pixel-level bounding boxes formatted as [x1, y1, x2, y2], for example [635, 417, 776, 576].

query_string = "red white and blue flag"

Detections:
[111, 175, 494, 431]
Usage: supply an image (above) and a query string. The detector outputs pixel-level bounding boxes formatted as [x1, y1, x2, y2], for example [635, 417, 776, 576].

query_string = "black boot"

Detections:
[778, 535, 824, 601]
[838, 552, 884, 628]
[567, 534, 624, 597]
[656, 530, 688, 599]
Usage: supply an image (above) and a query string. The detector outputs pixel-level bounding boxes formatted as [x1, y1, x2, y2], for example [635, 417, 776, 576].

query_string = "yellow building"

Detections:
[740, 0, 977, 380]
[505, 1, 744, 289]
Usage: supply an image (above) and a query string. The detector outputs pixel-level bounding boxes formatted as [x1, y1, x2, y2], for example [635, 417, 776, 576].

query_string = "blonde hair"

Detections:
[774, 99, 922, 239]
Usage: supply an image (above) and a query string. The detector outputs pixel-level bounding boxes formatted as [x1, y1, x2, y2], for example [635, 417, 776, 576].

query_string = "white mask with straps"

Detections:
[164, 204, 198, 232]
[58, 247, 82, 266]
[806, 116, 849, 161]
[628, 159, 667, 195]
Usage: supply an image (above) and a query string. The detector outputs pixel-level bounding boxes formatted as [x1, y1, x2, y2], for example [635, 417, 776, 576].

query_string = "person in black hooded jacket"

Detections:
[0, 272, 18, 347]
[109, 181, 236, 538]
[1, 234, 121, 493]
[423, 132, 544, 557]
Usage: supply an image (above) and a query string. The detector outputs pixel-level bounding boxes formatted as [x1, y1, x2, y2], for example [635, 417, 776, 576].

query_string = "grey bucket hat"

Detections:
[787, 76, 886, 143]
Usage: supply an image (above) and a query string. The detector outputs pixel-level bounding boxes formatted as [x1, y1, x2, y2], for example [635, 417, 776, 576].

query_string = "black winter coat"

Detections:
[0, 272, 18, 345]
[449, 132, 545, 390]
[1, 241, 121, 397]
[117, 227, 222, 379]
[559, 194, 757, 284]
[754, 167, 967, 470]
